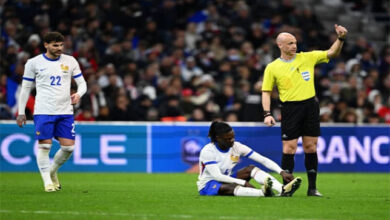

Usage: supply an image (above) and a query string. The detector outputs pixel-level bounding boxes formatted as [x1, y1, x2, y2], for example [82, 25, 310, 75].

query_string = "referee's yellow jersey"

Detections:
[262, 50, 329, 102]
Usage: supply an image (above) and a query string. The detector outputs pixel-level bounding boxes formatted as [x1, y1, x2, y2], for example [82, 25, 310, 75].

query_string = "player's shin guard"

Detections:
[281, 153, 295, 184]
[37, 144, 53, 186]
[251, 167, 283, 194]
[305, 152, 318, 190]
[233, 186, 264, 197]
[51, 145, 74, 173]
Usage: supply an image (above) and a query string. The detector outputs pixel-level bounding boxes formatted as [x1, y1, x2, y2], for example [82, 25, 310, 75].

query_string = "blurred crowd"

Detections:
[1, 0, 389, 124]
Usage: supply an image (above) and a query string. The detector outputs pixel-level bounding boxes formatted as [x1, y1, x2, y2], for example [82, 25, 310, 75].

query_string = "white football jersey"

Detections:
[23, 54, 82, 115]
[196, 141, 253, 191]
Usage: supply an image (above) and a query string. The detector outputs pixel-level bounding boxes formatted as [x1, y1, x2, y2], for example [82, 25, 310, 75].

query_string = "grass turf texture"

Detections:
[1, 173, 389, 220]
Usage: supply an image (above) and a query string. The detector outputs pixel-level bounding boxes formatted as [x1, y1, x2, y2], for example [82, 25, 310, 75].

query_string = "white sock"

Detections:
[251, 167, 283, 193]
[50, 145, 74, 174]
[37, 144, 52, 186]
[233, 186, 264, 197]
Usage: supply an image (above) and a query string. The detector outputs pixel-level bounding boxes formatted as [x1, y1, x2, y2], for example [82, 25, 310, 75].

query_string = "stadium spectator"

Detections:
[110, 94, 134, 121]
[79, 81, 107, 118]
[75, 108, 95, 122]
[0, 0, 388, 125]
[133, 94, 153, 121]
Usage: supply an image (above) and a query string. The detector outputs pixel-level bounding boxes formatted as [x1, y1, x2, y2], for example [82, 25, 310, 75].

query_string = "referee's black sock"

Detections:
[281, 153, 295, 185]
[305, 152, 318, 190]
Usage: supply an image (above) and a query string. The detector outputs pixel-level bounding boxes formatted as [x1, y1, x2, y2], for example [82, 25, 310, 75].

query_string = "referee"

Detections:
[261, 24, 348, 196]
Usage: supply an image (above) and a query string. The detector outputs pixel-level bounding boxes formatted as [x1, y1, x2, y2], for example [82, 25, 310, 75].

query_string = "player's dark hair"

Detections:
[208, 121, 232, 142]
[43, 32, 64, 43]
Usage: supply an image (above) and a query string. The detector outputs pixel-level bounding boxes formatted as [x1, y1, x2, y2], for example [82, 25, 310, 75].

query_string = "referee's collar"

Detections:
[279, 55, 296, 63]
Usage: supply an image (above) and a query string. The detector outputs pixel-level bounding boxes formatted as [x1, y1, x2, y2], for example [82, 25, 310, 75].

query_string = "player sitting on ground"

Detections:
[197, 121, 301, 197]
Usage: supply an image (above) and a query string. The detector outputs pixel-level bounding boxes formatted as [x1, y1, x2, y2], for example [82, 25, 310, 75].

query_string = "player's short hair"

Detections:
[43, 32, 64, 43]
[208, 121, 233, 142]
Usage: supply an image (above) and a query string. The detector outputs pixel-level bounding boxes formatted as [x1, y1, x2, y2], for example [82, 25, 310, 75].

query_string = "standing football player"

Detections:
[17, 32, 87, 192]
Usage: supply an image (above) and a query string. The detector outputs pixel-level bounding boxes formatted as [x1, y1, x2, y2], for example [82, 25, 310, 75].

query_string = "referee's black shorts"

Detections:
[280, 97, 320, 141]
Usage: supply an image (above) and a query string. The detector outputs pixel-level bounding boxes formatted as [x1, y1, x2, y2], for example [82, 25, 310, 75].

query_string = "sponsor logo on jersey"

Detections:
[212, 184, 217, 189]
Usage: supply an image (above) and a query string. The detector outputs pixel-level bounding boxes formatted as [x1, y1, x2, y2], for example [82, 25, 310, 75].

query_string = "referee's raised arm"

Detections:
[327, 24, 348, 59]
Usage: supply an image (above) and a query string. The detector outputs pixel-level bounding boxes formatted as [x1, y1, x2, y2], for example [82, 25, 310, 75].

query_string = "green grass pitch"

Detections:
[1, 172, 389, 220]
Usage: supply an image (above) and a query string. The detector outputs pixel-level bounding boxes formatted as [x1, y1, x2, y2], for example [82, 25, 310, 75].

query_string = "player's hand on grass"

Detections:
[280, 170, 294, 183]
[244, 181, 255, 188]
[16, 115, 26, 128]
[264, 115, 276, 127]
[334, 24, 348, 39]
[71, 93, 81, 105]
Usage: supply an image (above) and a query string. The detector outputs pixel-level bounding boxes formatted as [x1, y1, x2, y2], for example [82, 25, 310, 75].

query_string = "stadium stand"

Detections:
[1, 0, 389, 123]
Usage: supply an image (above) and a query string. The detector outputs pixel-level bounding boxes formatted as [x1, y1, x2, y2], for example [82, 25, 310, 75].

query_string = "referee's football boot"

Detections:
[281, 177, 302, 197]
[307, 189, 323, 197]
[262, 177, 275, 197]
[44, 184, 56, 192]
[50, 171, 62, 191]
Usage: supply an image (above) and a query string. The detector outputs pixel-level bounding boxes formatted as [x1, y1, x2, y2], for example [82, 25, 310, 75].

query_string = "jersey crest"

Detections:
[230, 155, 239, 163]
[61, 64, 69, 74]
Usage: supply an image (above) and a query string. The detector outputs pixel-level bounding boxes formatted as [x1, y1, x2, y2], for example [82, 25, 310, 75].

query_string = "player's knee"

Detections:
[303, 142, 317, 152]
[38, 143, 51, 150]
[283, 143, 297, 154]
[38, 139, 52, 145]
[219, 184, 237, 195]
[249, 166, 261, 177]
[303, 145, 316, 153]
[60, 145, 75, 153]
[247, 165, 256, 171]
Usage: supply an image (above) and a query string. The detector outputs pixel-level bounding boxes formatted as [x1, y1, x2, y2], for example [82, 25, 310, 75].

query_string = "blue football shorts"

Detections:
[199, 172, 237, 196]
[33, 115, 75, 140]
[199, 180, 222, 196]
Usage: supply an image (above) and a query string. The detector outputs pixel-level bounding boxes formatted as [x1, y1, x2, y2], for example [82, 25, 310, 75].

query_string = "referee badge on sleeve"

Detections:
[301, 71, 310, 81]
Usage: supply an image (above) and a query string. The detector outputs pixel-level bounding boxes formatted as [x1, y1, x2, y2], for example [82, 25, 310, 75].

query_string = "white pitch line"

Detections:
[0, 210, 331, 220]
[0, 209, 252, 220]
[282, 219, 330, 220]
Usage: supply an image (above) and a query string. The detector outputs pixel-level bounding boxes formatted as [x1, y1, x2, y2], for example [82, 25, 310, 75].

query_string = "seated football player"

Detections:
[197, 121, 301, 197]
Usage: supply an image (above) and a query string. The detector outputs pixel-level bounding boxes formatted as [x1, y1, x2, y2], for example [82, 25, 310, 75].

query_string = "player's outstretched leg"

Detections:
[251, 167, 283, 194]
[262, 177, 274, 197]
[281, 177, 302, 197]
[50, 145, 74, 190]
[233, 186, 265, 197]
